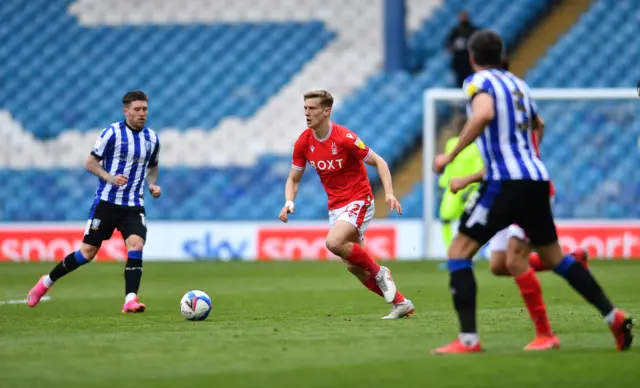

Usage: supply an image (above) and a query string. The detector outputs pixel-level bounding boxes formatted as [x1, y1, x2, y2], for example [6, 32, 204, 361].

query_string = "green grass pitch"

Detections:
[1, 260, 638, 388]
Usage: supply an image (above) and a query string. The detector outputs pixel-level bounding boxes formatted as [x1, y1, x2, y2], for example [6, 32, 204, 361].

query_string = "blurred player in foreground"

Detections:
[27, 90, 162, 313]
[432, 30, 633, 353]
[448, 114, 588, 350]
[438, 126, 483, 250]
[279, 90, 414, 319]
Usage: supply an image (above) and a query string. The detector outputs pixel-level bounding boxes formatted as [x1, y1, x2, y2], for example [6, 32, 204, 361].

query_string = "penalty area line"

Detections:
[0, 296, 52, 305]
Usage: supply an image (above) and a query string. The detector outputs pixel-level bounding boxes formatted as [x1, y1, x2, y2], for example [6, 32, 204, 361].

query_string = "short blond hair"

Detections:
[303, 90, 334, 108]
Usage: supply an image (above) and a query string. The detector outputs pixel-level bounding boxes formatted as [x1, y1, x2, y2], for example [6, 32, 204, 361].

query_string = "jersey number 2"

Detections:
[511, 90, 529, 131]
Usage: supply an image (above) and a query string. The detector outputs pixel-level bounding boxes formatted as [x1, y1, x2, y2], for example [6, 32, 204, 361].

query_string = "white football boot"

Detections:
[375, 266, 397, 304]
[381, 299, 415, 320]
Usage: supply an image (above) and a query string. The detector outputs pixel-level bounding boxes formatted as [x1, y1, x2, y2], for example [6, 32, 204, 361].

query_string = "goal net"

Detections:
[422, 88, 639, 260]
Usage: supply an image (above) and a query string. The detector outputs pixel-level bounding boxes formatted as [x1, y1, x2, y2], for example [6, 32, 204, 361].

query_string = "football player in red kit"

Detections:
[279, 90, 414, 319]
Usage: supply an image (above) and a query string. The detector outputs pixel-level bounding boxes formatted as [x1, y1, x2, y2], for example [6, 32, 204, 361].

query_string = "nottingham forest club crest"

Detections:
[331, 142, 338, 155]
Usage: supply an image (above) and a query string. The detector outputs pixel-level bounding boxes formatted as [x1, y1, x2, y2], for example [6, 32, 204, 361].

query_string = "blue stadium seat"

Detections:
[0, 1, 335, 139]
[0, 0, 562, 221]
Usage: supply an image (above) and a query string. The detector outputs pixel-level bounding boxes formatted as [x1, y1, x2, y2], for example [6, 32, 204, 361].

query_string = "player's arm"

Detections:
[147, 140, 161, 198]
[438, 138, 458, 188]
[433, 76, 494, 173]
[86, 127, 127, 186]
[147, 165, 159, 185]
[280, 167, 304, 223]
[285, 167, 304, 204]
[364, 151, 402, 215]
[447, 93, 494, 164]
[365, 152, 393, 195]
[449, 168, 486, 194]
[280, 139, 306, 223]
[533, 114, 545, 143]
[85, 155, 124, 185]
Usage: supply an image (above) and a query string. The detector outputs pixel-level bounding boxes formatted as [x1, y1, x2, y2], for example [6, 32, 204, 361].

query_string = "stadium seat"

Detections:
[0, 0, 565, 221]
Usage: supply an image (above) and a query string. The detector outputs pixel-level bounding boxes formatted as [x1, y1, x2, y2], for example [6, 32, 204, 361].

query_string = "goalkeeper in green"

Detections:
[438, 135, 483, 249]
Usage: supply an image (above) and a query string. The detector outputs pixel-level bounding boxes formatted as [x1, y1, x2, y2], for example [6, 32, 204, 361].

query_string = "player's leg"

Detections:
[487, 228, 510, 276]
[327, 221, 396, 302]
[529, 197, 588, 271]
[504, 226, 559, 350]
[520, 182, 633, 351]
[342, 237, 414, 319]
[439, 189, 465, 250]
[118, 208, 148, 313]
[433, 182, 516, 354]
[342, 240, 407, 304]
[487, 225, 557, 348]
[347, 201, 409, 309]
[528, 245, 589, 271]
[325, 201, 396, 303]
[346, 202, 414, 318]
[26, 201, 113, 307]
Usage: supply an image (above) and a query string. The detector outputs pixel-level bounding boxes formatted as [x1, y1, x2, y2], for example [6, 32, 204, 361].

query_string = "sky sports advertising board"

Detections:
[0, 220, 639, 262]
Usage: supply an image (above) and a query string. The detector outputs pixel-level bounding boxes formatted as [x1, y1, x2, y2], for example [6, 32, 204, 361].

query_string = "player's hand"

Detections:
[449, 177, 468, 194]
[432, 154, 452, 174]
[110, 174, 128, 186]
[385, 193, 402, 215]
[279, 202, 294, 223]
[148, 184, 162, 198]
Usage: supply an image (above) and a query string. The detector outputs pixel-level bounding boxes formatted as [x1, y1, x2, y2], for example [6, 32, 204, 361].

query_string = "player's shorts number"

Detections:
[329, 200, 375, 239]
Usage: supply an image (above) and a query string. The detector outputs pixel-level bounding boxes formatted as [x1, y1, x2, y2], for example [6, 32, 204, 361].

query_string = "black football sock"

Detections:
[448, 259, 477, 334]
[124, 250, 143, 296]
[49, 250, 90, 282]
[554, 254, 614, 316]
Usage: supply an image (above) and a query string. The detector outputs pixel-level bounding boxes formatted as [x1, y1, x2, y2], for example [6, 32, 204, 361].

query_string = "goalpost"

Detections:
[422, 88, 638, 259]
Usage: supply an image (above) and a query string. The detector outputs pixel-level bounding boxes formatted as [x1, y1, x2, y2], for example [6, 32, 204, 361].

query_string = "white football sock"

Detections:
[459, 333, 479, 347]
[604, 308, 617, 325]
[125, 293, 137, 303]
[43, 275, 54, 288]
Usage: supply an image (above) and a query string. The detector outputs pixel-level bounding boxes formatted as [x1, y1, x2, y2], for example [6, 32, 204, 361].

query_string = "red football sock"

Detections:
[346, 244, 381, 275]
[362, 277, 405, 303]
[392, 290, 405, 304]
[528, 252, 552, 272]
[362, 277, 383, 297]
[515, 268, 553, 337]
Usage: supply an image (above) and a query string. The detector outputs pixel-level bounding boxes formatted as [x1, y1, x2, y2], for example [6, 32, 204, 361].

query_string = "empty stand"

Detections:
[9, 0, 625, 223]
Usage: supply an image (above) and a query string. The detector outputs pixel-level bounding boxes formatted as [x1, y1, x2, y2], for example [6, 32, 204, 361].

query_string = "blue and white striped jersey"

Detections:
[463, 69, 549, 181]
[90, 121, 160, 207]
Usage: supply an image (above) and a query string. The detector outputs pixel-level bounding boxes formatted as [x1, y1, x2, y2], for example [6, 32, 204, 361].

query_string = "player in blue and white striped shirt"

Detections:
[432, 30, 633, 354]
[27, 90, 163, 314]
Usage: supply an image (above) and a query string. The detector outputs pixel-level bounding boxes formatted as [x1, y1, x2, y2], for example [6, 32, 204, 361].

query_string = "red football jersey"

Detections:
[292, 122, 373, 210]
[531, 130, 556, 197]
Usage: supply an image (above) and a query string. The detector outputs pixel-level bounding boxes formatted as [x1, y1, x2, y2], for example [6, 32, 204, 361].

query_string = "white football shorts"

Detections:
[328, 199, 375, 240]
[488, 224, 527, 253]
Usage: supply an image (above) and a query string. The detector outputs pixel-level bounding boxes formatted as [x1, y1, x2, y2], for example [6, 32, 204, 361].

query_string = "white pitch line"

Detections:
[0, 296, 52, 305]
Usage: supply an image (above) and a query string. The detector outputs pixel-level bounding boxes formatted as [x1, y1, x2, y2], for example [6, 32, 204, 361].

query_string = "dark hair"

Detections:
[122, 90, 148, 105]
[501, 56, 509, 71]
[468, 30, 504, 67]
